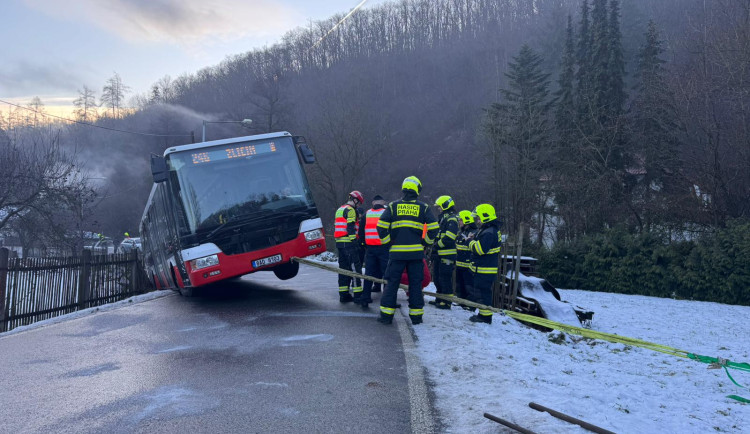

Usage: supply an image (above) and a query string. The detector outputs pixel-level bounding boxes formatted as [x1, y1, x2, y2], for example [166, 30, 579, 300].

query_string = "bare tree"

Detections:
[100, 72, 131, 118]
[73, 86, 98, 122]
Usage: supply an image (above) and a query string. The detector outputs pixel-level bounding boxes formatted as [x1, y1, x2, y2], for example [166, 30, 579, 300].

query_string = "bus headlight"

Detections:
[191, 254, 219, 270]
[304, 229, 323, 241]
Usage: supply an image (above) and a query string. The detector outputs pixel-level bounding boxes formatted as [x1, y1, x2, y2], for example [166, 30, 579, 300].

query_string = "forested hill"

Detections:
[133, 0, 747, 240]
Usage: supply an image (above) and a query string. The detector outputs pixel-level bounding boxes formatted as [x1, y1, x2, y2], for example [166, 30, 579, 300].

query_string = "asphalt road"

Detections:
[0, 264, 435, 433]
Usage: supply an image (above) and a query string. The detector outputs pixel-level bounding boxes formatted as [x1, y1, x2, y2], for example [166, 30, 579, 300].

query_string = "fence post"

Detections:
[78, 249, 92, 310]
[0, 248, 8, 332]
[130, 250, 140, 294]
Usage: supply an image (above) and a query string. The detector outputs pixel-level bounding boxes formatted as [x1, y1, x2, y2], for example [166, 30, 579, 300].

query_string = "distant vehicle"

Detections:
[85, 238, 115, 255]
[140, 132, 326, 296]
[117, 237, 142, 254]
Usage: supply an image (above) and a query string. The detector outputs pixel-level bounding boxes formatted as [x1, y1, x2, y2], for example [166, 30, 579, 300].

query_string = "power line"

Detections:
[311, 0, 369, 50]
[0, 98, 192, 138]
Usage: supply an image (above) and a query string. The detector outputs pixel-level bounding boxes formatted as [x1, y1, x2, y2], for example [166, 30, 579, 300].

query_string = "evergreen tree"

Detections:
[575, 0, 592, 123]
[590, 0, 610, 120]
[629, 20, 684, 229]
[607, 0, 626, 117]
[484, 44, 552, 241]
[555, 15, 577, 146]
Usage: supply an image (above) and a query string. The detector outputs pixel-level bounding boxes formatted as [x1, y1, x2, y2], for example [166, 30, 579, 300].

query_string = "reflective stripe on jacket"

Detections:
[456, 224, 478, 269]
[334, 204, 357, 243]
[364, 208, 386, 246]
[469, 222, 502, 274]
[434, 211, 459, 258]
[376, 195, 439, 260]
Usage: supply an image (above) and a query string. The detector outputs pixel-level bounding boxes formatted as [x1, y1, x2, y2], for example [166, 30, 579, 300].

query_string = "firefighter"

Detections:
[455, 209, 479, 308]
[430, 195, 459, 309]
[356, 194, 390, 309]
[334, 190, 364, 303]
[468, 204, 502, 324]
[377, 176, 439, 325]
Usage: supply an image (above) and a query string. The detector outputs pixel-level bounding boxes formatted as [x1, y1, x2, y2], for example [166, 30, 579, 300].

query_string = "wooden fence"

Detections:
[0, 248, 151, 333]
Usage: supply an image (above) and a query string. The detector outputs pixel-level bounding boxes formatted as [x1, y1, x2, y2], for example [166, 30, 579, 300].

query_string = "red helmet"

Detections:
[349, 190, 364, 205]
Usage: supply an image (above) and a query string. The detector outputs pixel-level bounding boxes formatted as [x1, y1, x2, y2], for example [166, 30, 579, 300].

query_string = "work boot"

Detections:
[377, 313, 393, 325]
[410, 315, 423, 325]
[339, 292, 354, 303]
[359, 298, 373, 310]
[460, 305, 476, 312]
[435, 301, 451, 310]
[352, 295, 362, 305]
[428, 300, 437, 306]
[469, 314, 492, 324]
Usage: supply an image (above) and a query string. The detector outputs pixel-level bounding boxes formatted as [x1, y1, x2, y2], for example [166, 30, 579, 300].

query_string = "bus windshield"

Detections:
[168, 137, 315, 235]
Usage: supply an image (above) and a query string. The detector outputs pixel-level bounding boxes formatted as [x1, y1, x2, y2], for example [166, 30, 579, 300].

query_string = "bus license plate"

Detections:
[253, 254, 282, 268]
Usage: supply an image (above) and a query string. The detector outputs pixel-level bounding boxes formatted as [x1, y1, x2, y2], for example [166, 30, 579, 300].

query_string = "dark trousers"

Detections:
[456, 266, 474, 300]
[362, 247, 389, 303]
[434, 257, 455, 295]
[381, 259, 424, 316]
[472, 273, 496, 308]
[337, 245, 362, 294]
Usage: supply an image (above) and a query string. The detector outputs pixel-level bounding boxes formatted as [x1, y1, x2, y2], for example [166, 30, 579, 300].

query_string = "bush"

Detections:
[537, 220, 750, 306]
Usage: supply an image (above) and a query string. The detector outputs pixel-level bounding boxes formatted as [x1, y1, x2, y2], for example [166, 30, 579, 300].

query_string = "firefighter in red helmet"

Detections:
[334, 190, 364, 302]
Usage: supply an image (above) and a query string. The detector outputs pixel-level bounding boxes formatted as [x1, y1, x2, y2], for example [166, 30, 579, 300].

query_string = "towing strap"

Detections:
[292, 256, 749, 403]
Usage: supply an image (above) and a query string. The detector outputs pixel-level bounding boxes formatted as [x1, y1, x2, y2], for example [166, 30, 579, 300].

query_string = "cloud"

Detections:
[0, 59, 96, 98]
[25, 0, 302, 48]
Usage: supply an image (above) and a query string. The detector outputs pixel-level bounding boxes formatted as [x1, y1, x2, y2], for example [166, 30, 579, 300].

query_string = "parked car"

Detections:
[117, 237, 141, 254]
[84, 237, 116, 255]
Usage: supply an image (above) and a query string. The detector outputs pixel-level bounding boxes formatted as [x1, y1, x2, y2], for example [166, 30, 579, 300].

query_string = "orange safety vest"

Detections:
[364, 208, 386, 246]
[334, 204, 355, 241]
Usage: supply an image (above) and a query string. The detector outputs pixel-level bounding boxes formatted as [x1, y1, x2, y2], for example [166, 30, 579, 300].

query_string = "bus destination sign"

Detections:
[191, 142, 277, 165]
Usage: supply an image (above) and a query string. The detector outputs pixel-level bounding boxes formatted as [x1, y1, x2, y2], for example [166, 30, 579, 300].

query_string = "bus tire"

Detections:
[179, 286, 194, 297]
[273, 261, 299, 280]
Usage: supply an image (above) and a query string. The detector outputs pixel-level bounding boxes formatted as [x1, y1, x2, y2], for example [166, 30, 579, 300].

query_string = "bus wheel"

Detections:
[273, 261, 299, 280]
[179, 286, 194, 297]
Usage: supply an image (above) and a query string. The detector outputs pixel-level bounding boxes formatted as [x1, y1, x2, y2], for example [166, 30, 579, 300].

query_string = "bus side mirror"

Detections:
[298, 144, 315, 164]
[293, 136, 315, 164]
[151, 155, 169, 183]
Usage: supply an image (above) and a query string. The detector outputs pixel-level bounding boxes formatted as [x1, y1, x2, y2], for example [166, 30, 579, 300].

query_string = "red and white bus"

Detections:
[140, 132, 326, 295]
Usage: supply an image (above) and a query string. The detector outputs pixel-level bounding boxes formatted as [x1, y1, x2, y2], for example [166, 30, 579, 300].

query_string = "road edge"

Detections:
[396, 309, 438, 434]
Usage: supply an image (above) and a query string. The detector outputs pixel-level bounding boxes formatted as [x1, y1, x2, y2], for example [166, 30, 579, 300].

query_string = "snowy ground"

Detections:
[415, 285, 750, 433]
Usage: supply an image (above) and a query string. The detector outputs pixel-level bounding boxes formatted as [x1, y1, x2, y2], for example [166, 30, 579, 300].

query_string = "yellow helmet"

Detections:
[434, 195, 454, 211]
[402, 176, 422, 195]
[475, 203, 497, 223]
[458, 210, 474, 225]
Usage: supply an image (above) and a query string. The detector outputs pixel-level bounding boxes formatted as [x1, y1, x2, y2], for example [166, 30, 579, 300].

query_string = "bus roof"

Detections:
[163, 131, 293, 157]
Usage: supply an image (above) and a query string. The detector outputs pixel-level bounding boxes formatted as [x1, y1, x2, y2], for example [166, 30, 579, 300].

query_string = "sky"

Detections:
[0, 0, 389, 116]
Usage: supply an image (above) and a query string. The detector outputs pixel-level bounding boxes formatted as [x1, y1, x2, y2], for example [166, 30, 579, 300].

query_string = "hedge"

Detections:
[536, 220, 750, 306]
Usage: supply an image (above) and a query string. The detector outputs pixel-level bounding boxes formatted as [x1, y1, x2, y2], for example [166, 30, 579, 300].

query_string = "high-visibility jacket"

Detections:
[376, 192, 439, 260]
[433, 210, 459, 258]
[456, 223, 478, 269]
[334, 204, 358, 245]
[362, 207, 387, 246]
[469, 221, 502, 275]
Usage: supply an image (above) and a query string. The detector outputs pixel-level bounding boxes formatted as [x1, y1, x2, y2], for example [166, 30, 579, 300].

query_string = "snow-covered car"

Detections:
[117, 237, 141, 254]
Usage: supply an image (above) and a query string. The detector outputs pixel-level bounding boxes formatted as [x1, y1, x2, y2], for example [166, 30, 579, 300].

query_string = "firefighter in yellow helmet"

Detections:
[468, 204, 502, 324]
[377, 176, 439, 325]
[455, 210, 479, 307]
[429, 195, 459, 309]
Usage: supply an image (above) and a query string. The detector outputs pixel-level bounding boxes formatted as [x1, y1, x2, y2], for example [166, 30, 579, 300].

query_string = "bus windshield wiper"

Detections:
[206, 213, 264, 238]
